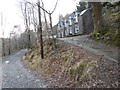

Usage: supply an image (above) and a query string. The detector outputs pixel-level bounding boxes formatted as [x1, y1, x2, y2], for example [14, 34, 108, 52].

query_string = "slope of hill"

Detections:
[90, 6, 120, 47]
[23, 39, 118, 88]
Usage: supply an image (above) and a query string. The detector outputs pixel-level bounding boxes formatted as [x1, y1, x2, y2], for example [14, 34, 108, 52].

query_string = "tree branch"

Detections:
[51, 0, 59, 14]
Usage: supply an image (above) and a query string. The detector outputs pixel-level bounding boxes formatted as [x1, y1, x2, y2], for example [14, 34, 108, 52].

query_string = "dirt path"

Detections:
[2, 49, 45, 88]
[59, 35, 119, 62]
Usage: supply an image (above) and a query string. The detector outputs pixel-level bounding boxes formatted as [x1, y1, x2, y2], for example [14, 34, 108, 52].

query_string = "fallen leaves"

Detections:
[23, 38, 118, 88]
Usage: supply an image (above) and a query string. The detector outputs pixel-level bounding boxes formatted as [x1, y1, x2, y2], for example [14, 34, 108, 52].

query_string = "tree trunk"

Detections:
[43, 8, 49, 38]
[49, 14, 56, 48]
[49, 14, 54, 38]
[92, 2, 103, 33]
[2, 38, 5, 56]
[9, 38, 11, 55]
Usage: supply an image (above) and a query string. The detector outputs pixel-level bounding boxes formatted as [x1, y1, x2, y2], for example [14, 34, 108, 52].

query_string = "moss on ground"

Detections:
[87, 61, 97, 68]
[90, 10, 119, 47]
[68, 60, 97, 82]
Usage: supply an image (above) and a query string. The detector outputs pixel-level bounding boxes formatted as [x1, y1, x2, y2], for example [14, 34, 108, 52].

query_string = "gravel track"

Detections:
[59, 35, 119, 62]
[2, 49, 45, 88]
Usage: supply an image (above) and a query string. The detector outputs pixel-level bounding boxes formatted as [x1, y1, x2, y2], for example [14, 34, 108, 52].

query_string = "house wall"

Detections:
[57, 26, 62, 38]
[78, 16, 83, 34]
[56, 9, 94, 38]
[75, 24, 80, 34]
[71, 18, 75, 35]
[65, 25, 69, 36]
[82, 9, 94, 34]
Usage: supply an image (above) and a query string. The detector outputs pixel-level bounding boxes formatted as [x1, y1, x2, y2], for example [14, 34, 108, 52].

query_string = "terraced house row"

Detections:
[56, 8, 94, 38]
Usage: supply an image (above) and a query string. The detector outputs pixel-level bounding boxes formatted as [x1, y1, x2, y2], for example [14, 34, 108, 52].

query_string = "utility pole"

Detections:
[37, 0, 44, 59]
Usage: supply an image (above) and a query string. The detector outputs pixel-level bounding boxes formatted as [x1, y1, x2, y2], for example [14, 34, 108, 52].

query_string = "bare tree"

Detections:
[31, 4, 38, 32]
[41, 0, 49, 37]
[13, 25, 22, 51]
[18, 0, 59, 59]
[20, 1, 32, 48]
[48, 0, 59, 48]
[8, 33, 12, 55]
[9, 29, 17, 53]
[36, 0, 59, 38]
[47, 0, 59, 38]
[1, 13, 9, 56]
[38, 0, 59, 48]
[1, 13, 5, 56]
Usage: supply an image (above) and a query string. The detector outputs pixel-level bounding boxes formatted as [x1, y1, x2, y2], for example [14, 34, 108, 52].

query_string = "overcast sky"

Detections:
[0, 0, 119, 38]
[0, 0, 80, 38]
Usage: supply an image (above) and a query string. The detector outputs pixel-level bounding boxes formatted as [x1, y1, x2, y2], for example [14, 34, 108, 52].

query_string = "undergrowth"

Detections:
[23, 38, 99, 87]
[90, 9, 119, 47]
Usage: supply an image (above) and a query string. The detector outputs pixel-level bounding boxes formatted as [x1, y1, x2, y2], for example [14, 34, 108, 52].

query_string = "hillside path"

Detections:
[59, 35, 119, 62]
[2, 49, 45, 88]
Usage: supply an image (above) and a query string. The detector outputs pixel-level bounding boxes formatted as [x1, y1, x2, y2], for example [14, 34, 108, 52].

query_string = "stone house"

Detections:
[57, 20, 65, 38]
[56, 8, 94, 38]
[80, 9, 94, 34]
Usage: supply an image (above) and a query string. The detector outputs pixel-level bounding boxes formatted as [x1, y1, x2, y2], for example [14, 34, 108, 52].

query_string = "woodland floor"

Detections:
[23, 36, 119, 88]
